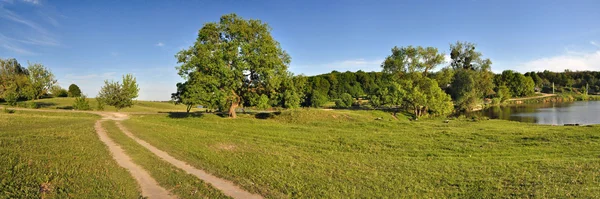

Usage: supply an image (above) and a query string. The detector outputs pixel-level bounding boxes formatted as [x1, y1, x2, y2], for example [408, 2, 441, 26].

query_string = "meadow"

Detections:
[120, 109, 600, 198]
[101, 120, 229, 199]
[0, 110, 141, 198]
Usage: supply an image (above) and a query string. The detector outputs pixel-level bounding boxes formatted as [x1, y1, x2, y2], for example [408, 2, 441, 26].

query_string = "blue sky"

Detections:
[1, 0, 599, 100]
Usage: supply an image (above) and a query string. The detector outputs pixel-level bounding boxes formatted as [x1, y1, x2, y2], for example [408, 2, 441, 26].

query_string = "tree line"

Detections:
[1, 58, 139, 111]
[174, 13, 596, 119]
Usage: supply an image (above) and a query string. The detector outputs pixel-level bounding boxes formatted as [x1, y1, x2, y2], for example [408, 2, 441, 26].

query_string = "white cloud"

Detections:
[156, 42, 164, 47]
[515, 50, 600, 72]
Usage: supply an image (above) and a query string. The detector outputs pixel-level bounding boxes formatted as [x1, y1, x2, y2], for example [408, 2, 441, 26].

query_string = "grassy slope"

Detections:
[0, 111, 141, 198]
[4, 97, 199, 113]
[121, 109, 600, 198]
[102, 120, 230, 199]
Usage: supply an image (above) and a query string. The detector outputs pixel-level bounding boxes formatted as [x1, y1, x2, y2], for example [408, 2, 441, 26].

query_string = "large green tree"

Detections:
[448, 41, 494, 111]
[378, 46, 452, 118]
[176, 13, 291, 118]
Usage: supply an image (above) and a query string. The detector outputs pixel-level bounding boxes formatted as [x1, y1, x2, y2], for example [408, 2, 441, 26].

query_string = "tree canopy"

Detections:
[175, 13, 292, 118]
[97, 74, 139, 111]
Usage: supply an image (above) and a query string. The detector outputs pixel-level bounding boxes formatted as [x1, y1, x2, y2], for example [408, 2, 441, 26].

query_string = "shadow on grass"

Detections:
[36, 102, 57, 108]
[160, 111, 230, 119]
[56, 106, 74, 110]
[252, 111, 282, 119]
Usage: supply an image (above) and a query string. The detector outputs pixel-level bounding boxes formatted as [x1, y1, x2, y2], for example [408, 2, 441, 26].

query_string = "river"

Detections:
[473, 101, 600, 125]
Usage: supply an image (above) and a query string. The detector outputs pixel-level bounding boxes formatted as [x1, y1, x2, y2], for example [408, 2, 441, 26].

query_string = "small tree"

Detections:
[73, 95, 91, 110]
[50, 85, 68, 97]
[27, 63, 57, 100]
[97, 74, 139, 111]
[68, 84, 82, 97]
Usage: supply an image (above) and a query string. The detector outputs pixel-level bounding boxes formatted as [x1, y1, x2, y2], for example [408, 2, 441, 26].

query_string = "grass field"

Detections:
[102, 120, 229, 199]
[120, 109, 600, 198]
[0, 110, 141, 198]
[1, 97, 198, 113]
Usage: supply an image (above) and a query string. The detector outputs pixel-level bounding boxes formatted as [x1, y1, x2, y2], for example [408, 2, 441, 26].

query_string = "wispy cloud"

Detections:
[1, 43, 34, 54]
[0, 1, 60, 54]
[592, 41, 600, 48]
[110, 52, 119, 56]
[0, 7, 47, 34]
[515, 50, 600, 72]
[20, 0, 40, 5]
[156, 42, 164, 47]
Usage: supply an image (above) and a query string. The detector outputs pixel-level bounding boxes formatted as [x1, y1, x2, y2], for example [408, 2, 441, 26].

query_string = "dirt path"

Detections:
[507, 93, 556, 101]
[2, 107, 262, 199]
[95, 113, 175, 199]
[0, 107, 174, 198]
[114, 121, 263, 199]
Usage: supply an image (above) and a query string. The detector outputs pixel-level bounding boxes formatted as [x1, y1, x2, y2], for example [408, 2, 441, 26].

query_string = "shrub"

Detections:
[3, 90, 19, 106]
[27, 102, 39, 109]
[308, 91, 328, 108]
[96, 99, 105, 111]
[340, 93, 354, 107]
[73, 95, 91, 110]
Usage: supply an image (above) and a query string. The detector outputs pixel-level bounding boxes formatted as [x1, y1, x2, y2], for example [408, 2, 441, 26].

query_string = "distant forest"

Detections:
[301, 69, 599, 105]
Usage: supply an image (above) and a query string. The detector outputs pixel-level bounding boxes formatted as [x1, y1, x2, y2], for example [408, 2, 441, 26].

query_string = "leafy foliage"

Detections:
[26, 63, 57, 100]
[50, 85, 68, 97]
[68, 84, 82, 97]
[97, 74, 139, 111]
[335, 93, 354, 108]
[73, 95, 92, 110]
[176, 13, 291, 118]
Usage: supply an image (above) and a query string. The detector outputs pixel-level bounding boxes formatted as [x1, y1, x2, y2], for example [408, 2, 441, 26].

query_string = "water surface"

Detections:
[474, 101, 600, 125]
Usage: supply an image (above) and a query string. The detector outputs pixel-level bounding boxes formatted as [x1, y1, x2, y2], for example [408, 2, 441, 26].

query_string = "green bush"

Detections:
[55, 89, 69, 97]
[3, 90, 19, 106]
[27, 102, 39, 109]
[73, 95, 91, 110]
[96, 100, 105, 111]
[309, 91, 328, 108]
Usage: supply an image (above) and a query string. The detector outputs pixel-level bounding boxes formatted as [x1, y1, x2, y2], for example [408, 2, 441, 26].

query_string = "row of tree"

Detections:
[172, 14, 591, 118]
[1, 58, 139, 111]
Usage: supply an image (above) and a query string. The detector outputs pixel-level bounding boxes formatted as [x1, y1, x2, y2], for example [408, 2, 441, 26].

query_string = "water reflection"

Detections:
[472, 101, 600, 125]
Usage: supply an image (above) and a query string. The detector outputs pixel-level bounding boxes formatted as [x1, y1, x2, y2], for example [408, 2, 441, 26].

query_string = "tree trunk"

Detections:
[186, 104, 192, 113]
[229, 102, 238, 118]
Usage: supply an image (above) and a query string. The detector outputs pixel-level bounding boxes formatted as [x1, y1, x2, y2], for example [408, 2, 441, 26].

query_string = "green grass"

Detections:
[0, 111, 141, 198]
[102, 120, 230, 199]
[2, 97, 201, 113]
[121, 109, 600, 198]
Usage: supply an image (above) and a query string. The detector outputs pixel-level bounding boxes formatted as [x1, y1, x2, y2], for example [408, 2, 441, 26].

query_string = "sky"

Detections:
[1, 0, 599, 100]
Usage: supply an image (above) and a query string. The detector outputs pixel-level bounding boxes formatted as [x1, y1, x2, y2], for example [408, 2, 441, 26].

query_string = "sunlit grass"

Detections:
[122, 109, 600, 198]
[102, 120, 230, 199]
[0, 110, 141, 198]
